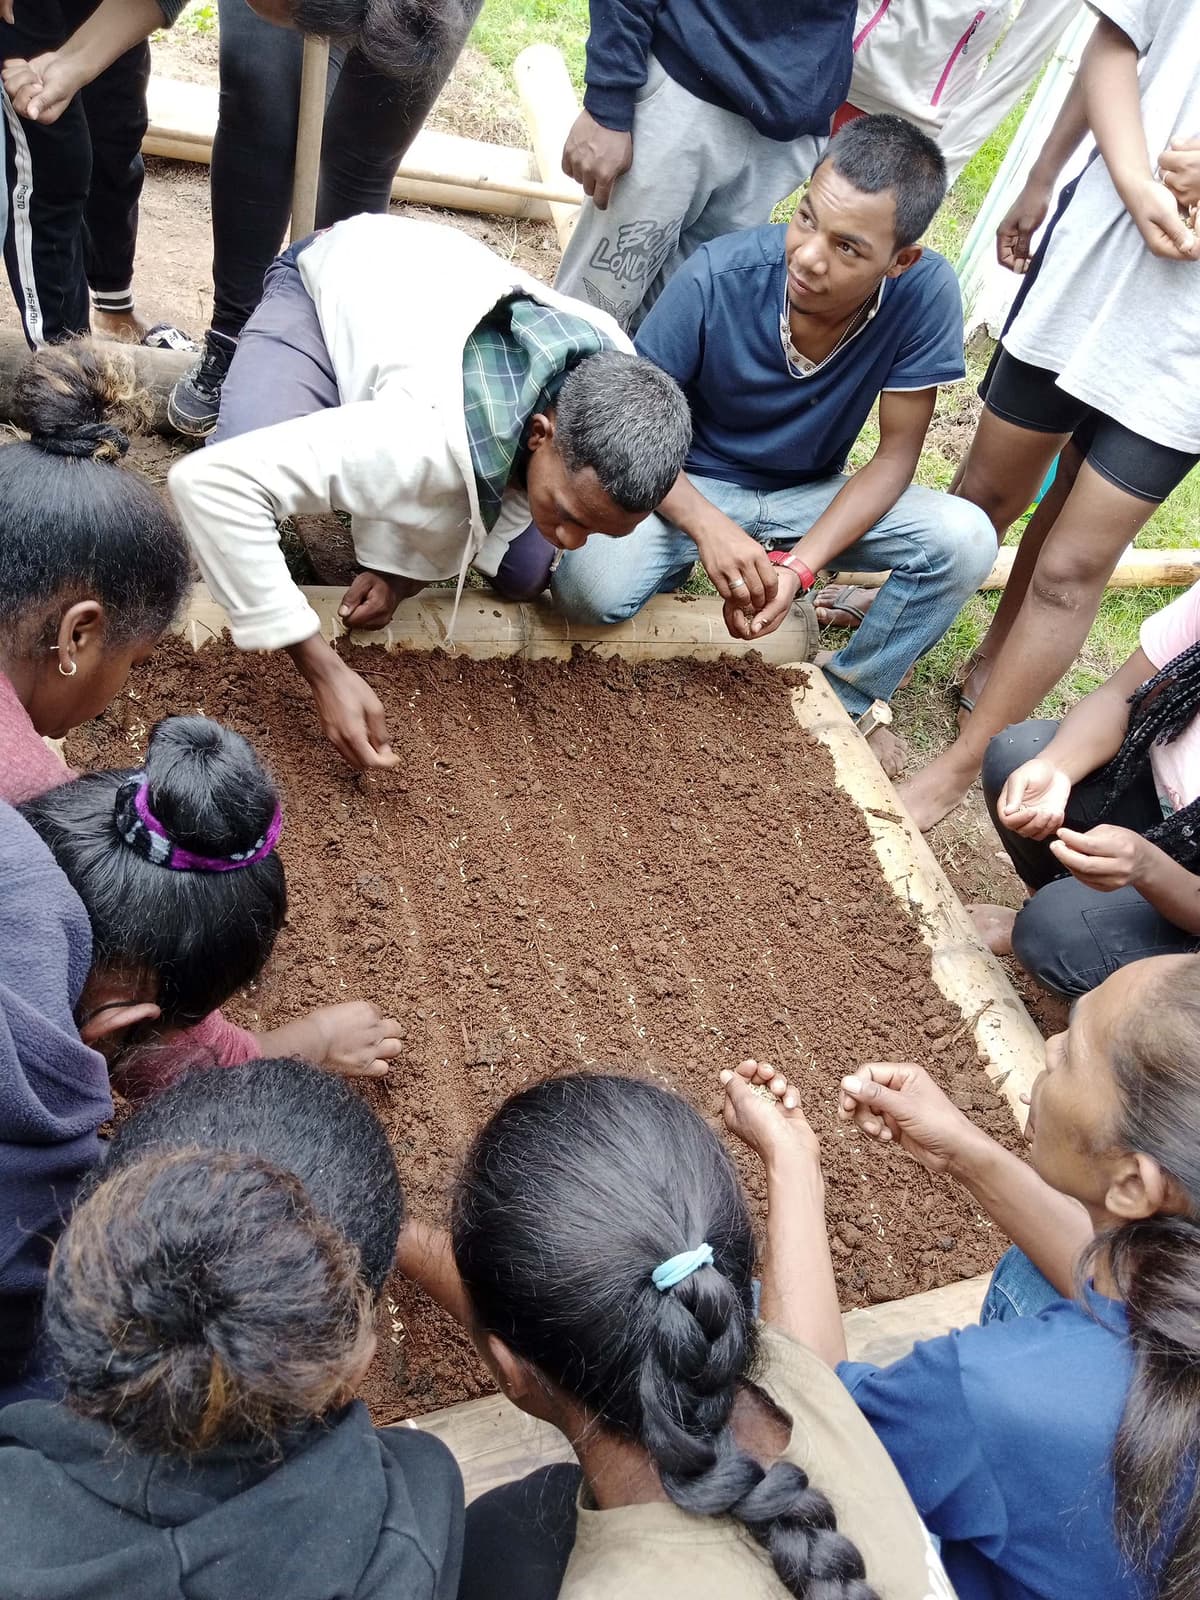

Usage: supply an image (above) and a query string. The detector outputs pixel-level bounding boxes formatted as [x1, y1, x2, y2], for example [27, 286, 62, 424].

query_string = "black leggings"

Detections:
[210, 0, 482, 338]
[983, 719, 1200, 997]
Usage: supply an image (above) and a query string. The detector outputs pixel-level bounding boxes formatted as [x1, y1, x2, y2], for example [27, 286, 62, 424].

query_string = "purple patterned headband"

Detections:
[115, 775, 282, 873]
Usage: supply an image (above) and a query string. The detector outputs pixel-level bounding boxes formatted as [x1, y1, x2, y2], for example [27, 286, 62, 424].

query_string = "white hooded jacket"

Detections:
[168, 214, 630, 652]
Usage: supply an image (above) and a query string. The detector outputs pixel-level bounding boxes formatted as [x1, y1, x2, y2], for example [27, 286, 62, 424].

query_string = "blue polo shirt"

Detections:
[635, 224, 966, 491]
[840, 1288, 1150, 1600]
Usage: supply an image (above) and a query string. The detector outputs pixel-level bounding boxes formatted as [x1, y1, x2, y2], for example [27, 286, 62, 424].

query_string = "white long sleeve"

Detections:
[168, 395, 474, 651]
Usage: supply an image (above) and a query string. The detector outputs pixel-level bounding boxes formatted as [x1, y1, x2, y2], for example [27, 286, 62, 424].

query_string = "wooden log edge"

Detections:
[834, 544, 1200, 593]
[787, 664, 1045, 1125]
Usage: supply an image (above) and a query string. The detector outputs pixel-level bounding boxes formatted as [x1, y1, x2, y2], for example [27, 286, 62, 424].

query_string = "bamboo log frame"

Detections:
[143, 76, 579, 221]
[513, 44, 585, 248]
[171, 584, 1030, 1494]
[834, 544, 1200, 593]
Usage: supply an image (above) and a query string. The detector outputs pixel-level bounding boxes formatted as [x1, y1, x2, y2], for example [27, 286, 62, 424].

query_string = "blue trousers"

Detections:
[980, 1246, 1064, 1323]
[550, 472, 995, 717]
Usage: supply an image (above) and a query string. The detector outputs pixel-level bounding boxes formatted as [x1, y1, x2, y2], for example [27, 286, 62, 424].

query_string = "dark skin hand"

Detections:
[287, 633, 400, 772]
[338, 569, 426, 630]
[561, 110, 633, 210]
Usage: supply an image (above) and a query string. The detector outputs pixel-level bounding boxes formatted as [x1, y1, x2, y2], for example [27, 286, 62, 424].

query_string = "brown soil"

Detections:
[70, 637, 1023, 1421]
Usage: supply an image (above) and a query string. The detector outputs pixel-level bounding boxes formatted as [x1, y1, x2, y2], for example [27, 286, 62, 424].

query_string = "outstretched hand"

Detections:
[997, 756, 1073, 839]
[838, 1062, 980, 1175]
[309, 662, 400, 771]
[720, 1058, 821, 1166]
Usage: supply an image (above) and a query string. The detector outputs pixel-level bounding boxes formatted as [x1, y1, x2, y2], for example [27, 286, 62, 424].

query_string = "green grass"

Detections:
[470, 0, 589, 88]
[169, 0, 217, 36]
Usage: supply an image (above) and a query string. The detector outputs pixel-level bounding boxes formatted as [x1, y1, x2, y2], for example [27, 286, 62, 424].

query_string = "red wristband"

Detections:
[768, 550, 816, 592]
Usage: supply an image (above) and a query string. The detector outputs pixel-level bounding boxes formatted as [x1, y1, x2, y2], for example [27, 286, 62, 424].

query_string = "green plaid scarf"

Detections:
[462, 294, 611, 530]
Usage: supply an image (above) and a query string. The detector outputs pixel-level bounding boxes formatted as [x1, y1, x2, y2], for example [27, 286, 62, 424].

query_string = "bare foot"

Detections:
[968, 903, 1017, 956]
[866, 723, 909, 780]
[897, 749, 979, 831]
[92, 306, 151, 343]
[814, 585, 878, 630]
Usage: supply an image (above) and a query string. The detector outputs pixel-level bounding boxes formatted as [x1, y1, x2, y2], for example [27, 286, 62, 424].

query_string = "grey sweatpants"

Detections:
[556, 55, 825, 334]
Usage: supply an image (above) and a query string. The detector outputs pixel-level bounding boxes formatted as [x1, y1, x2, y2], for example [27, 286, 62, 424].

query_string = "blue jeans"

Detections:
[550, 474, 995, 718]
[980, 1246, 1064, 1324]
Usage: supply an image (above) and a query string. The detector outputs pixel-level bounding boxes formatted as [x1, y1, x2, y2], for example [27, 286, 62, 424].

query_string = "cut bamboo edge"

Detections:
[174, 584, 1032, 1490]
[143, 75, 583, 222]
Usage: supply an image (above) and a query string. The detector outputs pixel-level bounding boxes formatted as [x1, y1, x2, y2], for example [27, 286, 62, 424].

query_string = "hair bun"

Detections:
[30, 421, 130, 462]
[14, 338, 147, 461]
[143, 715, 279, 859]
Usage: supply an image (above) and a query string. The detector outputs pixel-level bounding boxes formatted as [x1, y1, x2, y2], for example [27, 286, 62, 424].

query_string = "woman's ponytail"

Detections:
[641, 1266, 877, 1599]
[47, 1147, 374, 1455]
[453, 1074, 878, 1600]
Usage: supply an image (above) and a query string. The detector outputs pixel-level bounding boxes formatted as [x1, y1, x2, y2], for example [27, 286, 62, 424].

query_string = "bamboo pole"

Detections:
[144, 77, 573, 221]
[833, 544, 1200, 594]
[513, 44, 585, 248]
[290, 37, 330, 243]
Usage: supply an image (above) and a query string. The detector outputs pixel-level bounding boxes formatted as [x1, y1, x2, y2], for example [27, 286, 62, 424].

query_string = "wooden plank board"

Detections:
[179, 585, 820, 665]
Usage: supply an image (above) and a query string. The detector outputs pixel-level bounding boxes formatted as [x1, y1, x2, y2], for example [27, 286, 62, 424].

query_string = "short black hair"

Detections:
[290, 0, 475, 86]
[98, 1057, 404, 1296]
[20, 716, 286, 1027]
[818, 113, 947, 249]
[555, 352, 691, 513]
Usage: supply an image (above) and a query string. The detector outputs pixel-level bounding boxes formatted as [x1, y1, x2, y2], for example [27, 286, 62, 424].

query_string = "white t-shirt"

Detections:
[1139, 580, 1200, 813]
[1003, 0, 1200, 454]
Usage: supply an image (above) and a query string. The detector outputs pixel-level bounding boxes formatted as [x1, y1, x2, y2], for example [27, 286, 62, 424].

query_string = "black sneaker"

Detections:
[167, 329, 238, 438]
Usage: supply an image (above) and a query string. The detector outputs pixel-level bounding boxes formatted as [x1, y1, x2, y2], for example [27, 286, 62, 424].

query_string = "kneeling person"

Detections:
[553, 114, 995, 762]
[168, 214, 690, 771]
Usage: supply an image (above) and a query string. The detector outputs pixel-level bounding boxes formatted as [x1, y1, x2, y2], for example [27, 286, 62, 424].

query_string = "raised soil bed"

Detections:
[71, 632, 1027, 1421]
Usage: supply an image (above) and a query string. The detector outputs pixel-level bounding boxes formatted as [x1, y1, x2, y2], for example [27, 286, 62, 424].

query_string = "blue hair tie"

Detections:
[652, 1243, 714, 1292]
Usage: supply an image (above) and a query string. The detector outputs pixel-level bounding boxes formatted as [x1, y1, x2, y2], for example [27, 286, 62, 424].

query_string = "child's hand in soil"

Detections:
[263, 1001, 403, 1078]
[720, 1059, 821, 1168]
[838, 1063, 980, 1176]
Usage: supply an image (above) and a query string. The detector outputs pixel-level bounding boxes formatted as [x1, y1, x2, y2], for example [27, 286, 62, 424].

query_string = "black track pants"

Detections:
[1, 0, 148, 344]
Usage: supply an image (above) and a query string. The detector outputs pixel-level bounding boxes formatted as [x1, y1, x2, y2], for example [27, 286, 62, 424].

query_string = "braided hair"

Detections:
[1101, 641, 1200, 864]
[452, 1074, 878, 1600]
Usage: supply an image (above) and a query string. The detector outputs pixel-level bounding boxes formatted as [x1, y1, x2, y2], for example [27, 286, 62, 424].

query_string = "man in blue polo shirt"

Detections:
[553, 114, 995, 771]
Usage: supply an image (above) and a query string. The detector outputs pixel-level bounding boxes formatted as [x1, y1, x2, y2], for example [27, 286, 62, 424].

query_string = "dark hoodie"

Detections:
[0, 1397, 464, 1600]
[0, 801, 111, 1406]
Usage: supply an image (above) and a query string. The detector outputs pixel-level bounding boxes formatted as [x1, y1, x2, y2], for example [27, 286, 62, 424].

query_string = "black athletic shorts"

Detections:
[984, 348, 1199, 505]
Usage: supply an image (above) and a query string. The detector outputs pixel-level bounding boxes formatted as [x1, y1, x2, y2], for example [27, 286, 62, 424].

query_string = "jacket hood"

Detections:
[0, 1399, 412, 1600]
[0, 801, 110, 1401]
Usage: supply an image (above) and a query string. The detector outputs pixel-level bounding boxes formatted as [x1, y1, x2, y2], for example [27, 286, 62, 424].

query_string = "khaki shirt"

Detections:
[560, 1325, 954, 1600]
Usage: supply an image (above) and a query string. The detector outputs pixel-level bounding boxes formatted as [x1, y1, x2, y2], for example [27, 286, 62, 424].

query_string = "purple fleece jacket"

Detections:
[0, 801, 111, 1405]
